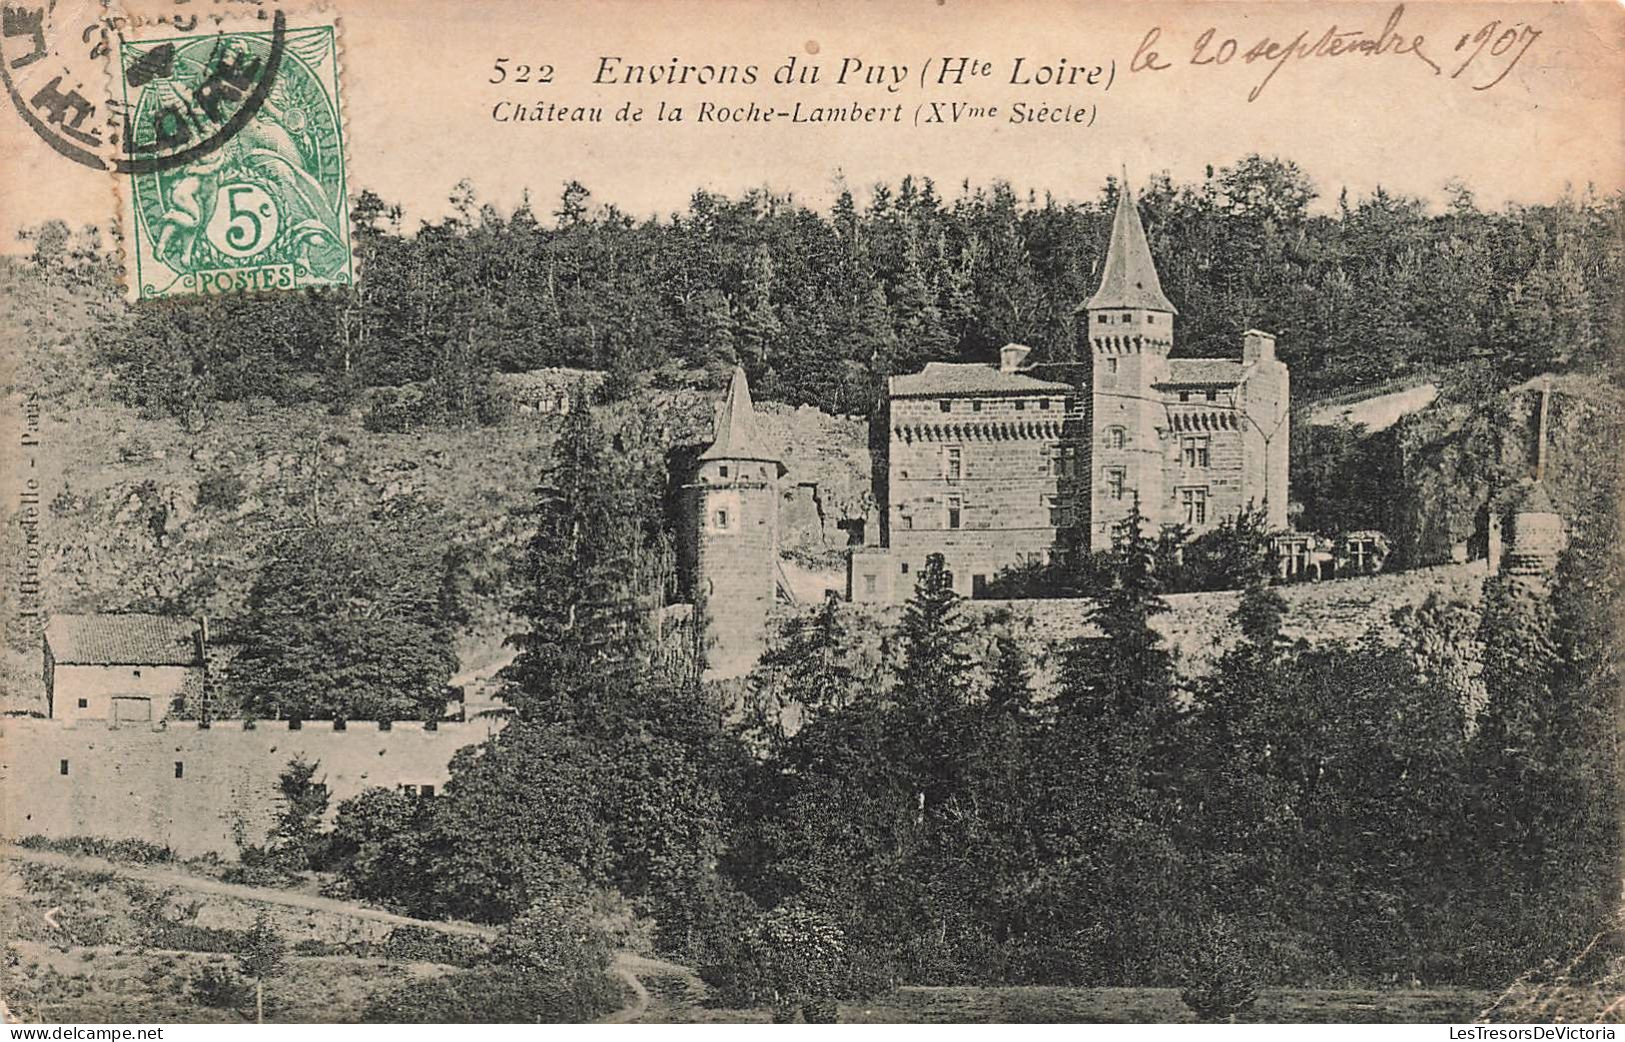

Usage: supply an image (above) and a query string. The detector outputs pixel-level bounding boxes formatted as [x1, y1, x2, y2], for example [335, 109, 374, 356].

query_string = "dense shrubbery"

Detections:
[17, 835, 174, 864]
[229, 500, 467, 722]
[188, 963, 252, 1009]
[378, 926, 488, 968]
[55, 158, 1618, 431]
[111, 319, 1604, 1008]
[302, 417, 1617, 1000]
[361, 967, 625, 1023]
[195, 470, 246, 512]
[987, 504, 1280, 597]
[362, 889, 625, 1023]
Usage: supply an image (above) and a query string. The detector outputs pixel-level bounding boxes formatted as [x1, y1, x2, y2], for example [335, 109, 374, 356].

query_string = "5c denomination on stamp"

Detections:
[116, 13, 353, 300]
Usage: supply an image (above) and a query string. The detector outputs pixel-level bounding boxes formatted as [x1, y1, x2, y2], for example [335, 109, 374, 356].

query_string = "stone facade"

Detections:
[864, 344, 1082, 599]
[837, 561, 1489, 695]
[851, 182, 1292, 602]
[0, 717, 500, 858]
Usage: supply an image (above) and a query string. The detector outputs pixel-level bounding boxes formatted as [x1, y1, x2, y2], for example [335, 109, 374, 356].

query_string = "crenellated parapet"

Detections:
[892, 419, 1068, 443]
[1166, 409, 1241, 432]
[1092, 333, 1173, 354]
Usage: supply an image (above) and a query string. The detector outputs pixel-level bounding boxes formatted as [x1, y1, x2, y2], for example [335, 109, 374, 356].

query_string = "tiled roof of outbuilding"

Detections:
[890, 363, 1074, 398]
[45, 614, 201, 666]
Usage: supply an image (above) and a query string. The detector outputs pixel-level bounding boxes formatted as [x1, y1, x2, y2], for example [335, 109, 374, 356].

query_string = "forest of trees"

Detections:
[302, 401, 1619, 1009]
[28, 154, 1612, 427]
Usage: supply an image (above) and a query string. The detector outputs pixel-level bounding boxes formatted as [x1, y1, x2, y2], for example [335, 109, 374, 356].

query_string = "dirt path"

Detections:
[6, 843, 714, 1023]
[1, 843, 496, 939]
[601, 952, 705, 1023]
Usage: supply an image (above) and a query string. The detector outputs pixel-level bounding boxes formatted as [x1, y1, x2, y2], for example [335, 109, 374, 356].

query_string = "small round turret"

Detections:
[685, 367, 784, 679]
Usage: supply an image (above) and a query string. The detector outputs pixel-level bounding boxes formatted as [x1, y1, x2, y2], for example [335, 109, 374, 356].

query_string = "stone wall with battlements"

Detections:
[830, 561, 1488, 694]
[0, 717, 502, 858]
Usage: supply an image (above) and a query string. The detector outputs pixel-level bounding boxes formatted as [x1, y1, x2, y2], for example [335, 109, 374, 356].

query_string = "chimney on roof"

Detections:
[1000, 343, 1032, 373]
[1243, 330, 1276, 365]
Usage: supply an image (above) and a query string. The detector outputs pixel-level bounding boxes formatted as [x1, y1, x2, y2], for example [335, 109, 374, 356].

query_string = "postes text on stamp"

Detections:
[116, 17, 352, 300]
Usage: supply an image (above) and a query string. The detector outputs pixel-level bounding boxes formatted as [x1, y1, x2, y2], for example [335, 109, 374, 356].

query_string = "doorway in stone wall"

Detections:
[112, 697, 153, 726]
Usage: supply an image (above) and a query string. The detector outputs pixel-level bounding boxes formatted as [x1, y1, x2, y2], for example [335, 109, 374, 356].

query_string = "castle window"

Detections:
[1348, 538, 1378, 573]
[1181, 488, 1209, 525]
[133, 669, 141, 678]
[1281, 539, 1309, 578]
[719, 465, 729, 478]
[1182, 436, 1211, 468]
[900, 562, 910, 574]
[1105, 426, 1126, 449]
[77, 698, 88, 709]
[1106, 468, 1126, 501]
[947, 496, 962, 529]
[60, 759, 69, 776]
[1147, 315, 1156, 325]
[1178, 391, 1191, 403]
[1106, 358, 1119, 374]
[1101, 314, 1111, 324]
[714, 509, 730, 531]
[1205, 389, 1217, 402]
[945, 446, 963, 481]
[939, 400, 952, 413]
[174, 761, 184, 779]
[1040, 399, 1051, 410]
[972, 400, 983, 412]
[864, 574, 877, 594]
[1015, 400, 1026, 412]
[1047, 496, 1066, 526]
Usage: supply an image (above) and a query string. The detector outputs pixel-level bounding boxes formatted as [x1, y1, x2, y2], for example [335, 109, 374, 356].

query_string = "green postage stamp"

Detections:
[115, 13, 353, 300]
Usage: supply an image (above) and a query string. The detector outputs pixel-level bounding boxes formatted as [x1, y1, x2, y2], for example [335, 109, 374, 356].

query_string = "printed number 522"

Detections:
[490, 59, 554, 84]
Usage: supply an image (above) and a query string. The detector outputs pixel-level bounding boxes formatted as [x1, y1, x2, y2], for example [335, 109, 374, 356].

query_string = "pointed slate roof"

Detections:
[698, 366, 781, 465]
[1086, 179, 1177, 314]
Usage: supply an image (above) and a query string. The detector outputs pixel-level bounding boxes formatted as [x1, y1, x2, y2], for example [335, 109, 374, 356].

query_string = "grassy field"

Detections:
[4, 941, 454, 1023]
[834, 985, 1490, 1024]
[627, 964, 1489, 1024]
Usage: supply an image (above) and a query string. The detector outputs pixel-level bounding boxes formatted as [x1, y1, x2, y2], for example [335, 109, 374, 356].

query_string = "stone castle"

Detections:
[686, 182, 1292, 675]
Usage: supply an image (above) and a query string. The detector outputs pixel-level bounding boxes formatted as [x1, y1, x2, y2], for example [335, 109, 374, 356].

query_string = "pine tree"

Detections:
[986, 634, 1035, 718]
[1057, 501, 1175, 724]
[267, 755, 329, 871]
[746, 594, 860, 751]
[892, 553, 973, 815]
[500, 392, 663, 727]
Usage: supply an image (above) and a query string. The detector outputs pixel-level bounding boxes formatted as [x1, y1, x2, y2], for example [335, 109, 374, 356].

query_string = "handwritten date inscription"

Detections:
[1131, 4, 1539, 102]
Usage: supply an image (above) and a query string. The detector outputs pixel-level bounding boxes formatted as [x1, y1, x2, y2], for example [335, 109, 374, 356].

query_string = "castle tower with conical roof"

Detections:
[1084, 179, 1179, 549]
[1504, 377, 1566, 577]
[685, 367, 785, 679]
